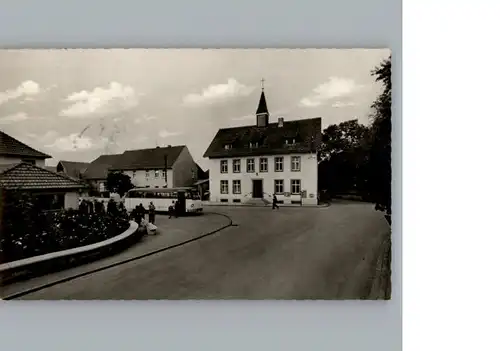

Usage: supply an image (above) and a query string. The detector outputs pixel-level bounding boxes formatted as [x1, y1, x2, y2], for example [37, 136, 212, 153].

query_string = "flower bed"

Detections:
[0, 192, 131, 265]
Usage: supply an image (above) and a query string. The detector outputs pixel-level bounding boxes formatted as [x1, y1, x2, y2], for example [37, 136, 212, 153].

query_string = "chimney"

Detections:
[278, 117, 284, 127]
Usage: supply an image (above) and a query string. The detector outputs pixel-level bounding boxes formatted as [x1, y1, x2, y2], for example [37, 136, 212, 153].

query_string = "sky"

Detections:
[0, 49, 390, 170]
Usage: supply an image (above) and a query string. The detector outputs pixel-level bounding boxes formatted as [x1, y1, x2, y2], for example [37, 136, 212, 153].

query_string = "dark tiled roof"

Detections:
[0, 162, 85, 190]
[203, 117, 322, 158]
[82, 154, 122, 180]
[58, 160, 90, 179]
[109, 145, 185, 171]
[0, 163, 19, 174]
[196, 163, 208, 180]
[0, 130, 51, 159]
[44, 166, 57, 173]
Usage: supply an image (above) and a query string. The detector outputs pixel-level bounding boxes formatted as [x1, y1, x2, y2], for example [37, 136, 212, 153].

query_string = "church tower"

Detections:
[256, 78, 269, 127]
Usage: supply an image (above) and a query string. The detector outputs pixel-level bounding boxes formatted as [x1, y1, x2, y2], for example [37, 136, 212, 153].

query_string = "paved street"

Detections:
[11, 202, 390, 300]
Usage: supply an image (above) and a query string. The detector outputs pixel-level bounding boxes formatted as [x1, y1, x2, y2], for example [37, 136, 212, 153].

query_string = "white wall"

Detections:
[207, 153, 318, 205]
[0, 155, 45, 167]
[64, 192, 79, 209]
[123, 169, 173, 188]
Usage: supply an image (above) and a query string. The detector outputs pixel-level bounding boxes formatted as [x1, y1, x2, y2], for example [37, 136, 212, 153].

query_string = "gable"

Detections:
[82, 154, 123, 180]
[58, 160, 90, 179]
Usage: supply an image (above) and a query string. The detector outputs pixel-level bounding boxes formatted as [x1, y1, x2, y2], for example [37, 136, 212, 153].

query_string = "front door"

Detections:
[252, 179, 263, 198]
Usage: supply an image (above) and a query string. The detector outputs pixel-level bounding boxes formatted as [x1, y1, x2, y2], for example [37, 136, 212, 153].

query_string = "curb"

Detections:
[0, 221, 141, 287]
[202, 202, 331, 209]
[367, 234, 392, 300]
[2, 212, 233, 300]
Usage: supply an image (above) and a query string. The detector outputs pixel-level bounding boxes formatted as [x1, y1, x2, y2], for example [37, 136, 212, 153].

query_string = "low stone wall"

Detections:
[0, 221, 141, 286]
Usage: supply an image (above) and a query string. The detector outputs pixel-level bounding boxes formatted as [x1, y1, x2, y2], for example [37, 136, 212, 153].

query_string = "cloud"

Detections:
[45, 133, 109, 152]
[133, 135, 148, 143]
[332, 101, 357, 108]
[158, 129, 181, 138]
[183, 78, 254, 105]
[60, 82, 139, 118]
[134, 114, 158, 124]
[26, 130, 59, 142]
[0, 81, 41, 106]
[0, 112, 29, 124]
[299, 77, 362, 107]
[231, 114, 254, 121]
[39, 130, 59, 142]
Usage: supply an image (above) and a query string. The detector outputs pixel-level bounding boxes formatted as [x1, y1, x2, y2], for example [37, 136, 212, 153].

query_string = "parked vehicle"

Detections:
[124, 187, 203, 215]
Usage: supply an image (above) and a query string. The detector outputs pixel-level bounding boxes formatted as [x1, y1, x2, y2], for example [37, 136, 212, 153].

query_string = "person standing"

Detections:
[148, 201, 156, 224]
[138, 203, 146, 221]
[174, 200, 181, 217]
[107, 198, 118, 216]
[168, 201, 175, 219]
[88, 198, 94, 214]
[272, 193, 279, 210]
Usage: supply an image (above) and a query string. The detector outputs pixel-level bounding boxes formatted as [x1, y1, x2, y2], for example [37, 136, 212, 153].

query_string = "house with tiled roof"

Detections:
[81, 154, 123, 196]
[82, 145, 199, 195]
[0, 130, 86, 210]
[0, 161, 86, 212]
[109, 145, 198, 189]
[0, 130, 51, 167]
[56, 160, 90, 180]
[203, 88, 322, 206]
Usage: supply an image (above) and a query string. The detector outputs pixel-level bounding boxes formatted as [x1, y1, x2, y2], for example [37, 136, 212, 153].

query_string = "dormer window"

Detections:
[250, 141, 259, 148]
[224, 144, 232, 150]
[285, 138, 296, 145]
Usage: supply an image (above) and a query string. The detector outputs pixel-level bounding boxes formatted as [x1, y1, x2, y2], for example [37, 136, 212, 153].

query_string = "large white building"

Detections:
[203, 89, 322, 206]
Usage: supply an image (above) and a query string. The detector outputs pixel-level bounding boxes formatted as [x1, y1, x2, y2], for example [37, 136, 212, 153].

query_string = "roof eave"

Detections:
[204, 149, 319, 159]
[109, 166, 173, 171]
[0, 152, 51, 159]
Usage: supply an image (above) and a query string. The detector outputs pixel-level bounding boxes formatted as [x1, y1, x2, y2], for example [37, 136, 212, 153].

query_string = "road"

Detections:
[10, 202, 391, 300]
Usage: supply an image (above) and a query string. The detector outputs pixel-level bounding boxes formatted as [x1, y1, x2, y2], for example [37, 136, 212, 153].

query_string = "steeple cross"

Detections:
[261, 78, 265, 91]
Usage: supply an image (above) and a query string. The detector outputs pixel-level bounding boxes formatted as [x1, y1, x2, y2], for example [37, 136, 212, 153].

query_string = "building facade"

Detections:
[109, 145, 198, 189]
[203, 89, 322, 206]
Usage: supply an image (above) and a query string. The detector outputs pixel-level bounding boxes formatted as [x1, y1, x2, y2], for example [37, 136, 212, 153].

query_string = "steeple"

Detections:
[256, 78, 269, 127]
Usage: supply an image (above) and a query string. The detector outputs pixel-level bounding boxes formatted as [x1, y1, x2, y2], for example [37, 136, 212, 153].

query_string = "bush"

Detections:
[0, 191, 130, 264]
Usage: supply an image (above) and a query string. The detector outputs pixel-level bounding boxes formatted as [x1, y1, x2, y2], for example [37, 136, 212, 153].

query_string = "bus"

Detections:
[124, 187, 203, 215]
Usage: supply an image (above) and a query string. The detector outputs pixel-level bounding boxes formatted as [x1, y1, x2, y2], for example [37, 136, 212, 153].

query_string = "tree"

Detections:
[106, 171, 134, 197]
[320, 119, 370, 160]
[367, 55, 392, 215]
[319, 119, 371, 197]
